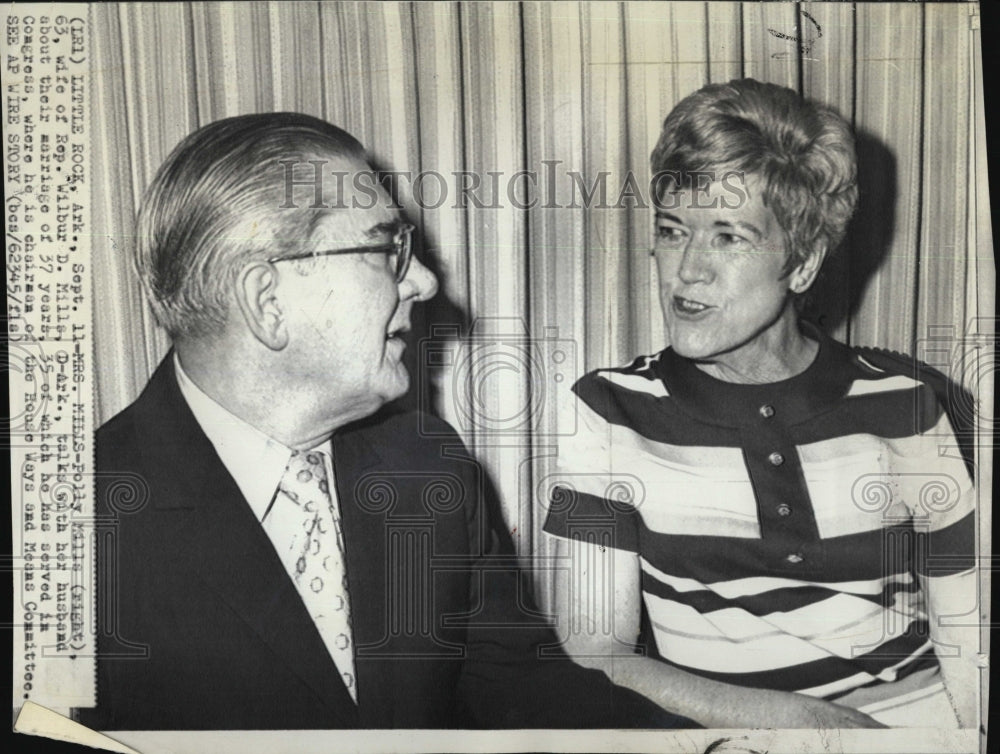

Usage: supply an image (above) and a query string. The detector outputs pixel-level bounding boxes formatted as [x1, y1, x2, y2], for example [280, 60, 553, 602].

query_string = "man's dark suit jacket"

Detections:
[74, 356, 689, 730]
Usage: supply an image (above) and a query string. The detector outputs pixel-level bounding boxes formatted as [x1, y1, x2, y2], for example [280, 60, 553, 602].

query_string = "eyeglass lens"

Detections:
[394, 227, 413, 282]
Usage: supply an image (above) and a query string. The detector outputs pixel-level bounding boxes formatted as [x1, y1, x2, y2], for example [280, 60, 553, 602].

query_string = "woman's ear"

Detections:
[234, 261, 289, 350]
[789, 244, 828, 294]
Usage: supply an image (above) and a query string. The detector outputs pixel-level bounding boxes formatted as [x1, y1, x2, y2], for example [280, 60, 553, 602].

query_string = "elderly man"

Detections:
[75, 113, 688, 730]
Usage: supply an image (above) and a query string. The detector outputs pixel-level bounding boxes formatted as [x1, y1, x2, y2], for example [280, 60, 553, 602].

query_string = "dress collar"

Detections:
[654, 322, 856, 427]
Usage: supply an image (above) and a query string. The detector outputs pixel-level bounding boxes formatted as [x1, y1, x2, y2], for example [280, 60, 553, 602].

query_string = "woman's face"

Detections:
[653, 175, 812, 372]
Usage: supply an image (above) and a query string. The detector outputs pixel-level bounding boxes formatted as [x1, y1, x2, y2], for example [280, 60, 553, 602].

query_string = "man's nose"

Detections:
[400, 256, 439, 302]
[676, 242, 715, 285]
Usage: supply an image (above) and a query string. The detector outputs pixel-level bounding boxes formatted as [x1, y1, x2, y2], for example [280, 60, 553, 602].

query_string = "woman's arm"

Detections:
[896, 390, 981, 728]
[921, 570, 982, 727]
[555, 537, 886, 728]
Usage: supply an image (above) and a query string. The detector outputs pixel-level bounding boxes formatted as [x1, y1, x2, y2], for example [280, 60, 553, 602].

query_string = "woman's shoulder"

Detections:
[576, 351, 670, 388]
[849, 343, 937, 378]
[846, 342, 975, 472]
[572, 351, 672, 404]
[846, 343, 969, 412]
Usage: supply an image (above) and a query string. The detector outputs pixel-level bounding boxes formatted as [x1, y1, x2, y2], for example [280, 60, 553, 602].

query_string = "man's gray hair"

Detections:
[134, 112, 366, 339]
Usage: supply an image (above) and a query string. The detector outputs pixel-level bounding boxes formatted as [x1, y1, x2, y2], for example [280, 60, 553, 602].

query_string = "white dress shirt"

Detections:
[172, 353, 342, 525]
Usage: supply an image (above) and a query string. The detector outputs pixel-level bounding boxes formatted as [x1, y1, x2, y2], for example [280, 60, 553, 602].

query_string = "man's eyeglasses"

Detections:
[267, 223, 415, 283]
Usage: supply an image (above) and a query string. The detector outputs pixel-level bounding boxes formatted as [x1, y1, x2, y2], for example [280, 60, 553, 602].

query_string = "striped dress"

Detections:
[543, 328, 975, 711]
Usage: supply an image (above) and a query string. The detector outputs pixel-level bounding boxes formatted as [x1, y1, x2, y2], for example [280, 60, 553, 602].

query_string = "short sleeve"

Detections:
[889, 386, 976, 577]
[542, 377, 642, 553]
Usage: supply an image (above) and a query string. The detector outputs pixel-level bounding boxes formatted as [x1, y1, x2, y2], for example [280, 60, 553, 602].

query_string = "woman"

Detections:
[544, 79, 978, 728]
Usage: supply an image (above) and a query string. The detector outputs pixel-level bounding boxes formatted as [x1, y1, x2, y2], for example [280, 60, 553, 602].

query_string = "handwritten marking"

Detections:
[768, 9, 823, 59]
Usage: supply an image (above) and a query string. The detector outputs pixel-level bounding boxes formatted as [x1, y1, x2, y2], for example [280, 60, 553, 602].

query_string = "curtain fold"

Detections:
[89, 2, 992, 595]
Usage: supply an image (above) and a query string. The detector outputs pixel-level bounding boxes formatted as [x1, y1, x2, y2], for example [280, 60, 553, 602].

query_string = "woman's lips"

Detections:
[672, 295, 714, 318]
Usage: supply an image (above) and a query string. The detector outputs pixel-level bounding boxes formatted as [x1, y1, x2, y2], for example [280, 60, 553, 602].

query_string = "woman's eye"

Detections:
[716, 233, 750, 248]
[656, 226, 686, 243]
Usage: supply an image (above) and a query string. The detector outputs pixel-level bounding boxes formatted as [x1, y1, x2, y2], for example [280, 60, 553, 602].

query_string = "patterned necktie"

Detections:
[274, 449, 357, 702]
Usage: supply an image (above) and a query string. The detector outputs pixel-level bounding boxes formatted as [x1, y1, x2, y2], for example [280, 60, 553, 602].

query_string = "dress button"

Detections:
[776, 504, 791, 517]
[768, 452, 785, 466]
[759, 404, 775, 418]
[785, 553, 804, 564]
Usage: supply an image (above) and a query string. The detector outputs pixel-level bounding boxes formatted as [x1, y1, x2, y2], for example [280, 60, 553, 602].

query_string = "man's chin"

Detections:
[380, 367, 411, 405]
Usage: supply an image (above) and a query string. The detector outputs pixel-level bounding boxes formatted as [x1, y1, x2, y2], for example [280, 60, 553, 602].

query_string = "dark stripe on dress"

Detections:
[575, 374, 943, 447]
[645, 625, 935, 694]
[634, 524, 924, 585]
[544, 488, 640, 553]
[639, 572, 921, 616]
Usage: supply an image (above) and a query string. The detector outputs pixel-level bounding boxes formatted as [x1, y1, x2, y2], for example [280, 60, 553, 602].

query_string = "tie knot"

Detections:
[279, 449, 331, 503]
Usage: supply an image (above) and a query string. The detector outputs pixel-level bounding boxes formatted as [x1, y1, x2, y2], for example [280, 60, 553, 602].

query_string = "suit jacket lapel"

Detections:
[133, 355, 360, 725]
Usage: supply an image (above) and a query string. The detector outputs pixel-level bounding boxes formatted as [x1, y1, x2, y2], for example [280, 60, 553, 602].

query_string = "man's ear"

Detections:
[788, 244, 828, 294]
[235, 261, 288, 350]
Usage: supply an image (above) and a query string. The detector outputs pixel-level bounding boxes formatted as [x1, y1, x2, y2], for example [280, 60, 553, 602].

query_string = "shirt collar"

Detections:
[172, 353, 328, 522]
[654, 321, 856, 427]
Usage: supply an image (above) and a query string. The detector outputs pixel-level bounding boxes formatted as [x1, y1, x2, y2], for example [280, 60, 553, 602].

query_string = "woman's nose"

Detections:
[675, 242, 715, 285]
